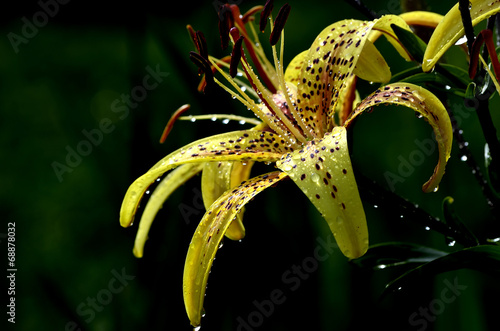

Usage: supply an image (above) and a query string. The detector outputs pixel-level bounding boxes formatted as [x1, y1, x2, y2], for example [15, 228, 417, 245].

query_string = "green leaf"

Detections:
[352, 242, 447, 270]
[383, 245, 500, 296]
[391, 23, 427, 63]
[439, 63, 471, 86]
[465, 82, 477, 100]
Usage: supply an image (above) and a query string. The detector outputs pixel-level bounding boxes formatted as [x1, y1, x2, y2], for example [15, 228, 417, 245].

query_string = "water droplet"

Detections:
[376, 264, 387, 270]
[232, 95, 237, 100]
[336, 215, 344, 226]
[433, 186, 439, 192]
[145, 190, 150, 195]
[311, 173, 320, 184]
[190, 117, 197, 122]
[445, 85, 451, 90]
[455, 35, 468, 45]
[425, 226, 430, 231]
[464, 141, 469, 147]
[415, 113, 423, 119]
[373, 204, 378, 209]
[400, 215, 404, 219]
[194, 326, 201, 331]
[282, 163, 293, 171]
[222, 118, 230, 124]
[219, 242, 224, 249]
[448, 240, 456, 247]
[239, 120, 246, 125]
[211, 116, 217, 121]
[461, 155, 468, 162]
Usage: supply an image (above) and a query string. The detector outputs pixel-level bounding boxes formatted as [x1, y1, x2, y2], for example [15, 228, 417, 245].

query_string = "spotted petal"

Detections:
[133, 163, 204, 258]
[183, 171, 288, 327]
[423, 0, 500, 72]
[276, 126, 368, 259]
[345, 82, 453, 193]
[295, 16, 411, 134]
[201, 161, 255, 240]
[120, 130, 292, 228]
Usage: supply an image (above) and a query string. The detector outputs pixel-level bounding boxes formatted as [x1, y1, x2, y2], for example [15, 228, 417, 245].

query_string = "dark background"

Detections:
[2, 0, 499, 330]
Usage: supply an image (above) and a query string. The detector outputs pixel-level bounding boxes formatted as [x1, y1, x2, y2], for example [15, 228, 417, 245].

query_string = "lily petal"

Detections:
[276, 126, 368, 259]
[398, 11, 444, 28]
[284, 50, 307, 85]
[345, 82, 453, 193]
[183, 171, 288, 327]
[133, 163, 204, 258]
[423, 0, 500, 72]
[201, 161, 255, 240]
[120, 130, 292, 228]
[353, 38, 391, 83]
[295, 16, 411, 135]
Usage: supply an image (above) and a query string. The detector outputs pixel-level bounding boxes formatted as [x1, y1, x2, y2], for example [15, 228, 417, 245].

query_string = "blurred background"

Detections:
[2, 0, 500, 330]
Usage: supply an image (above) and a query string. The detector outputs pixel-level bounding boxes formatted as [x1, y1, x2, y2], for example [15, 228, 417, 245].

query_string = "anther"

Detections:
[259, 0, 274, 32]
[270, 3, 290, 46]
[218, 6, 233, 50]
[230, 36, 245, 78]
[189, 51, 214, 92]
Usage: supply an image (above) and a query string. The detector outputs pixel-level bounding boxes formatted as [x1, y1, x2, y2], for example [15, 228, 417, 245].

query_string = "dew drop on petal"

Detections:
[425, 226, 431, 231]
[461, 155, 468, 162]
[311, 173, 320, 184]
[222, 118, 230, 124]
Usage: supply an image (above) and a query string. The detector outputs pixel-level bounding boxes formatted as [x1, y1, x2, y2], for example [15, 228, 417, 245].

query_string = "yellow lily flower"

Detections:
[423, 0, 500, 72]
[119, 2, 453, 328]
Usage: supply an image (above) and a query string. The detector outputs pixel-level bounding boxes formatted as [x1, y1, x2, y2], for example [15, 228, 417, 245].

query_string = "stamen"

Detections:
[239, 55, 301, 146]
[268, 6, 314, 140]
[230, 36, 245, 78]
[260, 0, 274, 32]
[227, 4, 277, 93]
[242, 5, 265, 24]
[186, 25, 198, 49]
[269, 27, 310, 142]
[196, 30, 208, 60]
[159, 104, 190, 143]
[189, 51, 214, 92]
[218, 7, 233, 50]
[270, 3, 290, 46]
